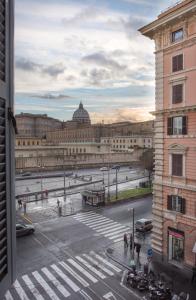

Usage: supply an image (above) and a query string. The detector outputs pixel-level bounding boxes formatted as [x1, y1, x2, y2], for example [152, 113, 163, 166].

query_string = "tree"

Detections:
[140, 149, 154, 187]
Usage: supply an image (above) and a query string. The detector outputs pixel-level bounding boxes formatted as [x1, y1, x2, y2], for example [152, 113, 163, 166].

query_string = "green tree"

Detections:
[140, 149, 154, 186]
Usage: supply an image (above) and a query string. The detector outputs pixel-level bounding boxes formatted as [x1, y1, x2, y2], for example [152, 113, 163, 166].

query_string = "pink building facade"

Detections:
[140, 0, 196, 268]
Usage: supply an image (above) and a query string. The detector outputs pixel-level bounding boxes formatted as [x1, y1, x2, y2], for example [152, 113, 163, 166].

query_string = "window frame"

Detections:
[172, 53, 184, 73]
[171, 153, 183, 177]
[171, 28, 183, 43]
[167, 116, 187, 136]
[172, 84, 183, 104]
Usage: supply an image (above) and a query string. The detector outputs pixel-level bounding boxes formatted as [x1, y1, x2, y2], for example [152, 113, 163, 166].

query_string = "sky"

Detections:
[15, 0, 178, 123]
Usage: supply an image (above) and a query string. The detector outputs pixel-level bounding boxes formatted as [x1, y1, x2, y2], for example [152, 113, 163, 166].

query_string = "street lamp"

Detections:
[107, 165, 110, 201]
[129, 207, 135, 260]
[115, 166, 120, 201]
[38, 164, 44, 199]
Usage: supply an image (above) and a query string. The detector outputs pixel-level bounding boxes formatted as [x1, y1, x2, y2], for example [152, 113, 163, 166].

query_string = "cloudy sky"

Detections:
[15, 0, 177, 123]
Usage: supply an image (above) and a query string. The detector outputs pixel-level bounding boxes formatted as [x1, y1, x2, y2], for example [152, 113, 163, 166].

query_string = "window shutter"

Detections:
[172, 84, 183, 104]
[181, 198, 186, 214]
[182, 116, 187, 135]
[0, 0, 15, 295]
[167, 195, 172, 210]
[172, 56, 177, 72]
[172, 54, 183, 72]
[172, 154, 183, 176]
[178, 54, 183, 71]
[167, 117, 173, 135]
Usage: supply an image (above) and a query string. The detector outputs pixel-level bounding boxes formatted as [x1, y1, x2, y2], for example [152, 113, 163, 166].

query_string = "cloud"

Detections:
[90, 107, 154, 124]
[15, 58, 66, 77]
[82, 52, 127, 71]
[30, 93, 73, 100]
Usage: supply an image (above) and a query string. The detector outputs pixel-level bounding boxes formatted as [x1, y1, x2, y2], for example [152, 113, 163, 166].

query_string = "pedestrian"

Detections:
[191, 266, 196, 284]
[136, 242, 141, 259]
[144, 262, 149, 275]
[129, 233, 133, 250]
[18, 199, 22, 208]
[57, 198, 60, 207]
[123, 233, 128, 247]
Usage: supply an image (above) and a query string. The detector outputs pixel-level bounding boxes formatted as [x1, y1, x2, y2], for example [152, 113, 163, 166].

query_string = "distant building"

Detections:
[140, 0, 196, 269]
[16, 113, 62, 137]
[101, 135, 153, 152]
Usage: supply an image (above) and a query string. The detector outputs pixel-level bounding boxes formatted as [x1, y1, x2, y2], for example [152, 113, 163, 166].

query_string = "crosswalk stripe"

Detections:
[4, 291, 14, 300]
[96, 224, 125, 233]
[41, 267, 70, 298]
[74, 212, 96, 218]
[75, 256, 106, 279]
[104, 228, 128, 237]
[74, 214, 98, 220]
[83, 217, 109, 225]
[77, 216, 104, 222]
[32, 271, 60, 300]
[51, 264, 80, 292]
[114, 237, 123, 243]
[109, 230, 129, 240]
[83, 254, 114, 276]
[13, 279, 31, 300]
[82, 217, 109, 225]
[90, 252, 122, 273]
[79, 289, 93, 300]
[89, 220, 116, 229]
[22, 275, 44, 300]
[59, 261, 89, 287]
[67, 259, 98, 283]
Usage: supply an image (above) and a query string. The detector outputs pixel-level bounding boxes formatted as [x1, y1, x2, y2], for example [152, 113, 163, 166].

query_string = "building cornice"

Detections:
[151, 105, 196, 116]
[139, 0, 196, 39]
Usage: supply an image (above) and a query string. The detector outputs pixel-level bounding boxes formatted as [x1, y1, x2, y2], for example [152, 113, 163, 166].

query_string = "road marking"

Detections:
[51, 264, 80, 292]
[104, 228, 128, 237]
[59, 261, 89, 287]
[109, 230, 129, 240]
[90, 252, 122, 273]
[97, 225, 126, 234]
[83, 254, 114, 276]
[74, 214, 99, 220]
[95, 222, 121, 231]
[88, 220, 114, 228]
[77, 216, 105, 223]
[76, 256, 106, 279]
[103, 291, 117, 299]
[32, 271, 60, 300]
[79, 289, 93, 300]
[4, 291, 14, 300]
[74, 212, 96, 218]
[67, 258, 98, 283]
[41, 267, 70, 298]
[13, 279, 30, 300]
[113, 237, 123, 243]
[83, 217, 109, 225]
[22, 274, 44, 300]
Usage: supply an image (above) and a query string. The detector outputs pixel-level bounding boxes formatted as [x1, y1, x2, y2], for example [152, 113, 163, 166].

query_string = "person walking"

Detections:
[136, 242, 141, 259]
[57, 198, 60, 207]
[123, 233, 128, 247]
[191, 266, 196, 284]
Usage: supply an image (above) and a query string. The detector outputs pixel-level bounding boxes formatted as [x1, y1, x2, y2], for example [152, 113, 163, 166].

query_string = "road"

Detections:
[6, 196, 152, 300]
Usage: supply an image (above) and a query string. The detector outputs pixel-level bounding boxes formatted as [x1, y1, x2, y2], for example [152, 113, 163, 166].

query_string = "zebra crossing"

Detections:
[4, 251, 122, 300]
[73, 212, 130, 243]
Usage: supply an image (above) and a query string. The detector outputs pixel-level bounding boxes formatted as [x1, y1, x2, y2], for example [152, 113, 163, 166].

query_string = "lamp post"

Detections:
[129, 208, 135, 260]
[107, 165, 110, 201]
[115, 166, 120, 200]
[63, 149, 66, 201]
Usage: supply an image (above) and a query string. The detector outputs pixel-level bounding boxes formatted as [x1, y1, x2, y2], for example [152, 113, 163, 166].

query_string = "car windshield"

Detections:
[136, 221, 143, 226]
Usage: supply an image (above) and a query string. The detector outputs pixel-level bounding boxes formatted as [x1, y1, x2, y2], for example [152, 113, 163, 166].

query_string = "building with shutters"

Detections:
[0, 0, 16, 297]
[139, 0, 196, 269]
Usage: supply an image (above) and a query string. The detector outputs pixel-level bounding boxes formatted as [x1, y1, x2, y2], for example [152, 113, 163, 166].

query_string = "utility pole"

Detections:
[63, 149, 66, 201]
[115, 167, 118, 200]
[132, 208, 135, 259]
[107, 165, 110, 201]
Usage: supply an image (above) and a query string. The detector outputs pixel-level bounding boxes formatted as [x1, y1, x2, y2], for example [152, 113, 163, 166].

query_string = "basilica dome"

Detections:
[72, 102, 91, 124]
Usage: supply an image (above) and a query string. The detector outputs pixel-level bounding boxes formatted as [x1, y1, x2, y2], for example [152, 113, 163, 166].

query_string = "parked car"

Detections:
[135, 219, 153, 232]
[100, 167, 109, 171]
[16, 223, 35, 237]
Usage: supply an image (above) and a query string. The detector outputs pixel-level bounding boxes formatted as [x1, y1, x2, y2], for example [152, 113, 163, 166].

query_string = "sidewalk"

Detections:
[106, 239, 196, 300]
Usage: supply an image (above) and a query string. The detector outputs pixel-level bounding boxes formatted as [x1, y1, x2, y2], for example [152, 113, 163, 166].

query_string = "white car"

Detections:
[100, 167, 109, 171]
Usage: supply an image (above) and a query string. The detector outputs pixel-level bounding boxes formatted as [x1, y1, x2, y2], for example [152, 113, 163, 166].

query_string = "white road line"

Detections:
[104, 228, 128, 237]
[95, 223, 122, 232]
[83, 254, 114, 276]
[74, 212, 96, 218]
[109, 230, 130, 240]
[13, 279, 30, 300]
[79, 290, 93, 300]
[90, 252, 122, 273]
[4, 291, 14, 300]
[77, 216, 105, 223]
[32, 271, 60, 300]
[41, 267, 70, 298]
[76, 256, 106, 279]
[89, 220, 116, 229]
[59, 261, 89, 287]
[74, 214, 99, 221]
[67, 259, 98, 283]
[51, 264, 80, 292]
[22, 275, 44, 300]
[113, 237, 123, 243]
[83, 217, 109, 225]
[96, 224, 125, 234]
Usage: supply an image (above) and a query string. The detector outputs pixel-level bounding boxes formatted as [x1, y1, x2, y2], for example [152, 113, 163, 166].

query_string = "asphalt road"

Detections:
[7, 196, 152, 300]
